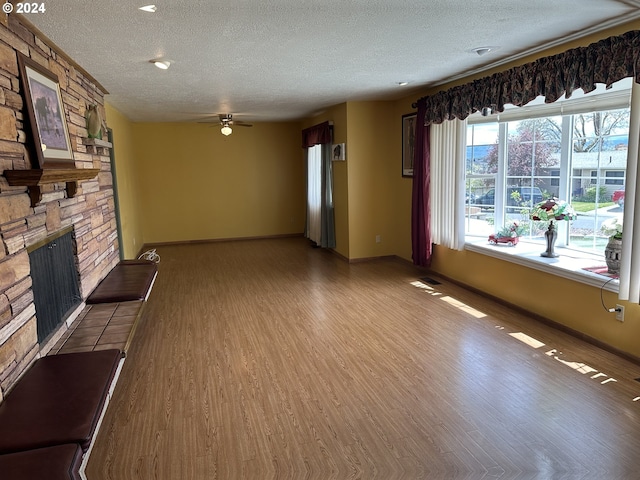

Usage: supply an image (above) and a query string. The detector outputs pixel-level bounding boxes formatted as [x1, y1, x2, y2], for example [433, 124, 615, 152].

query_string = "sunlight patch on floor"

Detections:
[410, 279, 638, 402]
[544, 348, 619, 385]
[439, 296, 486, 318]
[493, 328, 630, 396]
[410, 280, 442, 296]
[509, 332, 545, 349]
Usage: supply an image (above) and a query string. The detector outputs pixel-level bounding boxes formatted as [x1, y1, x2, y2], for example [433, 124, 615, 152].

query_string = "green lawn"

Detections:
[571, 201, 615, 213]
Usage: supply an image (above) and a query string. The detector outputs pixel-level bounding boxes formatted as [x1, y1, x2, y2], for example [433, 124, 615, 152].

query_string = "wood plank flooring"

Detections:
[87, 237, 640, 479]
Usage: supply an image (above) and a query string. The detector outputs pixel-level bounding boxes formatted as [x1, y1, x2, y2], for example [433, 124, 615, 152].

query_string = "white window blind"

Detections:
[430, 118, 467, 250]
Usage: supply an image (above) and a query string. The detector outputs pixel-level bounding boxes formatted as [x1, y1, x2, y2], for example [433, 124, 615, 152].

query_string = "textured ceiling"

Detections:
[24, 0, 640, 123]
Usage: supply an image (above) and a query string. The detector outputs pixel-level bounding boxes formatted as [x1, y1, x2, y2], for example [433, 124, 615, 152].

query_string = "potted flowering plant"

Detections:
[530, 197, 577, 257]
[600, 217, 623, 240]
[601, 217, 623, 274]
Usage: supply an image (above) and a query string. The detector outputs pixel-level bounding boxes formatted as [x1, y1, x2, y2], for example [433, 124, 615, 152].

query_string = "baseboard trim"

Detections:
[141, 233, 304, 250]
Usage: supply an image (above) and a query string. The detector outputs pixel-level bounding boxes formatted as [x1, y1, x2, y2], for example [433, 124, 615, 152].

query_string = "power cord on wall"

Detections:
[138, 248, 160, 263]
[600, 276, 621, 313]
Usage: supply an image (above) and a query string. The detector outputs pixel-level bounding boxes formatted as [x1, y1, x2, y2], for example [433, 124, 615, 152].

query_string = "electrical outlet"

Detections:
[375, 235, 381, 243]
[616, 304, 625, 322]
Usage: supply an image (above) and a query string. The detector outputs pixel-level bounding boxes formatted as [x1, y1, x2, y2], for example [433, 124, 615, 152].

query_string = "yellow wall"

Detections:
[105, 103, 144, 259]
[345, 102, 398, 259]
[131, 122, 305, 244]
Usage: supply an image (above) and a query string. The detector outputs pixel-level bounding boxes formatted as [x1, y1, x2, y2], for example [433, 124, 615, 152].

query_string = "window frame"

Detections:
[462, 80, 632, 290]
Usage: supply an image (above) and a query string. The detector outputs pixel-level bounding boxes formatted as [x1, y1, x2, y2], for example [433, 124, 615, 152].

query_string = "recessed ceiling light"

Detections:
[397, 82, 409, 86]
[151, 60, 170, 70]
[139, 5, 157, 13]
[468, 46, 500, 56]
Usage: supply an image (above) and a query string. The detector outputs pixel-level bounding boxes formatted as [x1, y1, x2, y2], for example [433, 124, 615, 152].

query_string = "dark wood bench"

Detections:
[0, 349, 122, 479]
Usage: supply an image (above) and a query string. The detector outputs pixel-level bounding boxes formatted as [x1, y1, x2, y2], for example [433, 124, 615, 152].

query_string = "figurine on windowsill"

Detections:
[488, 221, 524, 247]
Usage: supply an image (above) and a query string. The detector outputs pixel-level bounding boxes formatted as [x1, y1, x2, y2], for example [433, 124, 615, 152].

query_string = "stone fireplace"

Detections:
[0, 14, 120, 399]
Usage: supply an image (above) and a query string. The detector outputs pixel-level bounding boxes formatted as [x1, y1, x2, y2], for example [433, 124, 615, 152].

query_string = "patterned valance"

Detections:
[416, 30, 640, 125]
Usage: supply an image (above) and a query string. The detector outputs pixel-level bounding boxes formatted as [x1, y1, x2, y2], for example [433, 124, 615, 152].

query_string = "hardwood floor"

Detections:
[87, 237, 640, 479]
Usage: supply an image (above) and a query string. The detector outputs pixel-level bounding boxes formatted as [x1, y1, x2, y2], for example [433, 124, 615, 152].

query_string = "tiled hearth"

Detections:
[49, 301, 145, 355]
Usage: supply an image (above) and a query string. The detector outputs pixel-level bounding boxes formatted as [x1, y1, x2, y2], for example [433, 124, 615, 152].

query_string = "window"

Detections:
[465, 104, 630, 256]
[605, 171, 624, 185]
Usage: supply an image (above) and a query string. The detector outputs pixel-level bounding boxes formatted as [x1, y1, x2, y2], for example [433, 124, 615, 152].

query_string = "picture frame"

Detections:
[402, 113, 416, 177]
[17, 53, 74, 168]
[332, 143, 346, 161]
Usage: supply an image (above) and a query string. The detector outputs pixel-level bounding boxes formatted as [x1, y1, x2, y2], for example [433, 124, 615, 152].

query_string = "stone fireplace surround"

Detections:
[0, 14, 120, 400]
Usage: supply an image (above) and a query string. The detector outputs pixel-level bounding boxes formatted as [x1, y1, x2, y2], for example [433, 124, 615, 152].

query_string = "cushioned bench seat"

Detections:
[0, 444, 83, 480]
[87, 259, 157, 304]
[0, 349, 121, 454]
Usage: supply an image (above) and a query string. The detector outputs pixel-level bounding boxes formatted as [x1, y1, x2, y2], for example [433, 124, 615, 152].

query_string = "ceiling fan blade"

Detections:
[234, 122, 253, 127]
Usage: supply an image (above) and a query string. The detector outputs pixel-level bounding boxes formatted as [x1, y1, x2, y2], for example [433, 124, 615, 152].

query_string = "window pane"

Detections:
[465, 178, 495, 237]
[506, 117, 562, 200]
[569, 109, 628, 253]
[466, 124, 499, 175]
[466, 124, 499, 236]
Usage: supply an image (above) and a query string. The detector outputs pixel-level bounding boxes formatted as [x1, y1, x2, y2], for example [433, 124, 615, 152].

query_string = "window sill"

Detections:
[465, 237, 619, 293]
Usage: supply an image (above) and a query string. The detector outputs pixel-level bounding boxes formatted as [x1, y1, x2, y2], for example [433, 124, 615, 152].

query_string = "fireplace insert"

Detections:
[27, 227, 82, 343]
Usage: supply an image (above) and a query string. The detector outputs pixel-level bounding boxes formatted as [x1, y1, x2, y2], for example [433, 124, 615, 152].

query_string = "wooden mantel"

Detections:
[4, 168, 100, 207]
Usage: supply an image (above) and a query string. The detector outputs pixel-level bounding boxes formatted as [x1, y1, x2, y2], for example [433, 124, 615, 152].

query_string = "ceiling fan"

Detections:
[217, 114, 252, 136]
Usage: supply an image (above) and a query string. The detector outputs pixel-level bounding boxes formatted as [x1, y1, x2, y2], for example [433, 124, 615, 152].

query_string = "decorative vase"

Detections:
[604, 237, 622, 274]
[541, 220, 558, 258]
[85, 105, 103, 139]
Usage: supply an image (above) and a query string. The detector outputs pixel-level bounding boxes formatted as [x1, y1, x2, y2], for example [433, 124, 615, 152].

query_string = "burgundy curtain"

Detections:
[411, 101, 432, 267]
[302, 121, 332, 148]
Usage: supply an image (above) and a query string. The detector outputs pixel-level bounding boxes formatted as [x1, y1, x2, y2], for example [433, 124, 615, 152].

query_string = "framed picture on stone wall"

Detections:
[18, 53, 73, 168]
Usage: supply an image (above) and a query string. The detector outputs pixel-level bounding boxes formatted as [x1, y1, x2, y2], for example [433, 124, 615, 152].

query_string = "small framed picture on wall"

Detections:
[402, 113, 416, 177]
[332, 143, 346, 161]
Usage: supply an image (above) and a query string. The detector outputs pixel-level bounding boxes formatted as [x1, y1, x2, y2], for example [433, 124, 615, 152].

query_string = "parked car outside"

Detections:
[612, 190, 625, 206]
[475, 186, 543, 206]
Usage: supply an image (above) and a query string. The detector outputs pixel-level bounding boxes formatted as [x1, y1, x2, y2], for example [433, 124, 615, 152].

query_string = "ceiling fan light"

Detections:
[221, 125, 232, 136]
[152, 60, 170, 70]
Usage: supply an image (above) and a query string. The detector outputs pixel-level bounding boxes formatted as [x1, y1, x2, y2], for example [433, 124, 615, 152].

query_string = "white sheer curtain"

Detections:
[619, 81, 640, 302]
[430, 118, 467, 250]
[306, 145, 322, 245]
